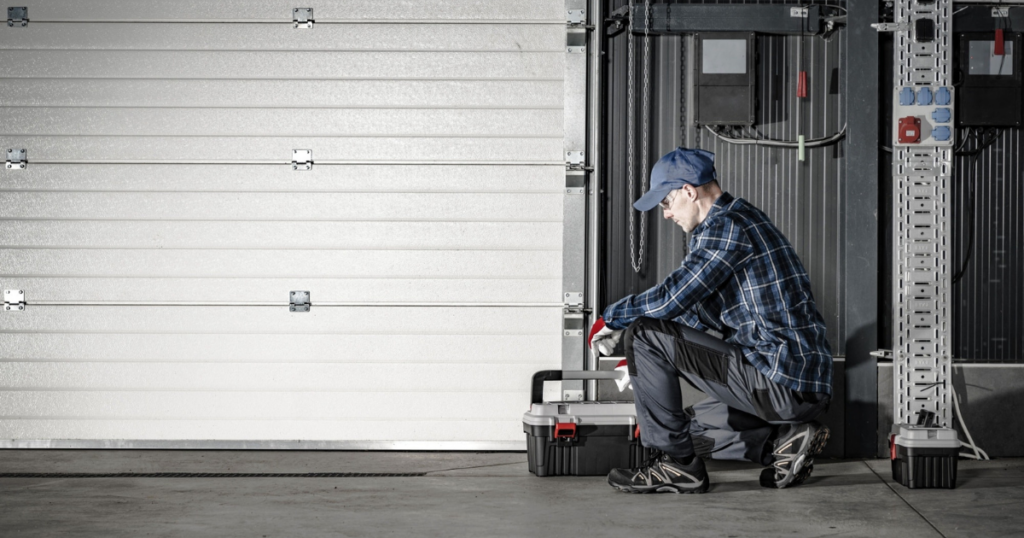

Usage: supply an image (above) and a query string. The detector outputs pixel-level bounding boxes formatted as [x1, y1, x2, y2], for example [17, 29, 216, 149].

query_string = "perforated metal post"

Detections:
[888, 0, 955, 428]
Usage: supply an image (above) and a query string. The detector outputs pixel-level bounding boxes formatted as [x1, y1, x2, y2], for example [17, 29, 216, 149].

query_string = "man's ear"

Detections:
[683, 184, 698, 201]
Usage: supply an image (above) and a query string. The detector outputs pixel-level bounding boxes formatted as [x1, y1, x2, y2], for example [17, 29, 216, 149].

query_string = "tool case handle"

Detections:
[531, 370, 623, 404]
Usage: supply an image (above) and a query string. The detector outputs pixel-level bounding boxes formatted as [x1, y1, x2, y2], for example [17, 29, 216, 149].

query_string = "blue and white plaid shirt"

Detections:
[603, 193, 833, 395]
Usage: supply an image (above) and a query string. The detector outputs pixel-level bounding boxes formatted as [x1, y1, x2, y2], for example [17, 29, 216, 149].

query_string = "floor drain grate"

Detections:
[0, 472, 428, 478]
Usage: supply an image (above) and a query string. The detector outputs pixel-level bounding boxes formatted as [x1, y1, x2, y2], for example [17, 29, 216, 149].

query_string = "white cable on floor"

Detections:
[953, 388, 989, 460]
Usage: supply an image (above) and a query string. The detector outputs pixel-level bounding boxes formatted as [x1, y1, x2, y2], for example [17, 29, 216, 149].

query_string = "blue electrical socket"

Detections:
[932, 108, 951, 123]
[935, 87, 951, 106]
[932, 126, 951, 141]
[900, 87, 916, 106]
[917, 87, 933, 106]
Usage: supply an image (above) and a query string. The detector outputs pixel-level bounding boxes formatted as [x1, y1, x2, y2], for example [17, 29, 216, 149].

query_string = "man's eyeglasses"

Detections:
[659, 191, 676, 211]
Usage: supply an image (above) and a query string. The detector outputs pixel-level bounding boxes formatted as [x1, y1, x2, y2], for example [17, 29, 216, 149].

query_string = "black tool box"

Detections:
[523, 370, 656, 477]
[889, 424, 960, 489]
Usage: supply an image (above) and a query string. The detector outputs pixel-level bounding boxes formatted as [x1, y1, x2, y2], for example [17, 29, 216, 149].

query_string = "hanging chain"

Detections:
[626, 0, 638, 272]
[627, 0, 651, 274]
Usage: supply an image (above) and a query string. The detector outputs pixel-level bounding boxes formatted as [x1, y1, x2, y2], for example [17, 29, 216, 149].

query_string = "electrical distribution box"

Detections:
[695, 32, 756, 125]
[892, 85, 955, 146]
[957, 32, 1022, 126]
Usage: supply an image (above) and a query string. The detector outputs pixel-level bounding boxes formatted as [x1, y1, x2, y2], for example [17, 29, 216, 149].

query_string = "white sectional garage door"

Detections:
[0, 0, 568, 448]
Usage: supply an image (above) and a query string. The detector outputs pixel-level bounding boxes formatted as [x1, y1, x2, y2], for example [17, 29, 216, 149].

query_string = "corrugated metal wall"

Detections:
[952, 128, 1024, 362]
[603, 2, 846, 354]
[699, 33, 846, 354]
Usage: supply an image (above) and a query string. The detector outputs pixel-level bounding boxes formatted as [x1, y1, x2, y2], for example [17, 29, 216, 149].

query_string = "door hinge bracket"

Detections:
[4, 290, 25, 312]
[565, 150, 585, 171]
[293, 8, 313, 28]
[7, 6, 27, 27]
[566, 10, 586, 53]
[567, 9, 585, 27]
[6, 148, 26, 170]
[290, 290, 310, 313]
[292, 149, 312, 171]
[562, 292, 584, 337]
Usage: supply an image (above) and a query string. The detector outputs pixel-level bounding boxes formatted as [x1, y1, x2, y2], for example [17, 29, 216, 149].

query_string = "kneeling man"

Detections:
[590, 147, 833, 494]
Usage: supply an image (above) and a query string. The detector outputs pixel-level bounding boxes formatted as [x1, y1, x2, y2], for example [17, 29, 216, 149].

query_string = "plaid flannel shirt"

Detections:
[603, 193, 833, 395]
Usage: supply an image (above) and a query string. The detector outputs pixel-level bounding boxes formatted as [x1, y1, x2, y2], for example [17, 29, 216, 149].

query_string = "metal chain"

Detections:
[627, 0, 651, 274]
[641, 0, 650, 263]
[626, 0, 638, 273]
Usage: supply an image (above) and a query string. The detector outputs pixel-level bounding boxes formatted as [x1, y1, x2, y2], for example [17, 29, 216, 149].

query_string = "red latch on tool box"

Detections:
[890, 434, 898, 460]
[554, 422, 577, 439]
[634, 425, 641, 439]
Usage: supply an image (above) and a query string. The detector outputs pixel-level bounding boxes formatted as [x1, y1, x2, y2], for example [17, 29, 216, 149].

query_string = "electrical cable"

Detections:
[704, 124, 847, 148]
[953, 387, 989, 460]
[952, 127, 1003, 285]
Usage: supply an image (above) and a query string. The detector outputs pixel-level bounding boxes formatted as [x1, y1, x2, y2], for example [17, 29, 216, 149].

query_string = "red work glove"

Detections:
[588, 317, 623, 358]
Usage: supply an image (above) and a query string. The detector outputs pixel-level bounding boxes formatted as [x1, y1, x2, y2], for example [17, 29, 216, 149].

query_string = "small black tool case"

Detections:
[889, 424, 960, 489]
[523, 370, 655, 477]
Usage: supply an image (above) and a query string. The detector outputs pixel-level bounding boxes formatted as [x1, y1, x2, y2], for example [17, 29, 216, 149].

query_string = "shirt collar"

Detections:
[693, 192, 734, 234]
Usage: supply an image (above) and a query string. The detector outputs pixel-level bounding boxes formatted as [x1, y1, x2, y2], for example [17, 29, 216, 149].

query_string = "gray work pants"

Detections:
[624, 317, 830, 464]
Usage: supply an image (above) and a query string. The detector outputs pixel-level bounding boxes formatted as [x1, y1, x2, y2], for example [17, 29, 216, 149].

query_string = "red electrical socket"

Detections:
[898, 116, 921, 144]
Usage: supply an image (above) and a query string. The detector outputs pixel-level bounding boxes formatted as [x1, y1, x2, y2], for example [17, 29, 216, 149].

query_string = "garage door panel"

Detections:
[1, 2, 572, 447]
[1, 221, 562, 250]
[0, 362, 550, 392]
[2, 23, 564, 51]
[0, 51, 563, 80]
[0, 249, 561, 279]
[19, 0, 563, 22]
[0, 136, 562, 163]
[1, 419, 524, 443]
[0, 306, 561, 334]
[5, 277, 561, 304]
[3, 108, 563, 138]
[0, 333, 561, 364]
[0, 79, 564, 109]
[0, 392, 524, 421]
[0, 192, 563, 221]
[0, 164, 564, 193]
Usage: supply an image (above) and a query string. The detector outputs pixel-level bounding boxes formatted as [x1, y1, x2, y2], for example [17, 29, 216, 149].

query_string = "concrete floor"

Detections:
[1, 451, 1022, 538]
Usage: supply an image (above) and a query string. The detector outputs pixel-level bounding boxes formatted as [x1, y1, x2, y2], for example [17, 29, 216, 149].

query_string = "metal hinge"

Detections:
[566, 10, 586, 53]
[292, 149, 312, 171]
[565, 151, 585, 171]
[7, 6, 27, 27]
[289, 290, 310, 313]
[566, 9, 585, 26]
[293, 8, 313, 29]
[5, 148, 26, 170]
[562, 292, 584, 337]
[4, 290, 25, 312]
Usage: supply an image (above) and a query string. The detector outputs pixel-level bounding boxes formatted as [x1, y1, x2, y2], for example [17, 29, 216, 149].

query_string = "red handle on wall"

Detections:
[797, 71, 808, 98]
[995, 29, 1005, 56]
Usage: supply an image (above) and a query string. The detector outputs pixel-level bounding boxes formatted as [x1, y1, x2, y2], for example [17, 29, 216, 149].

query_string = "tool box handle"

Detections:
[531, 370, 623, 404]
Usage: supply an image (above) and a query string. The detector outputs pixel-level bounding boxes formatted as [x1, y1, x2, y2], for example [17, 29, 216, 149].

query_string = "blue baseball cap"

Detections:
[633, 147, 717, 211]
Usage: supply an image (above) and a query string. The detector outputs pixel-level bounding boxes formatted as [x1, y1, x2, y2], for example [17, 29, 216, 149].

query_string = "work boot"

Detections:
[761, 421, 830, 489]
[607, 450, 710, 494]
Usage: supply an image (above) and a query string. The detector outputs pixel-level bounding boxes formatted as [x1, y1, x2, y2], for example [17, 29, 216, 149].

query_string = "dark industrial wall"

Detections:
[602, 0, 848, 355]
[951, 129, 1024, 362]
[697, 33, 845, 354]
